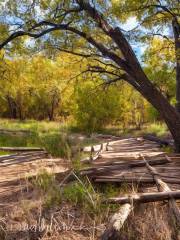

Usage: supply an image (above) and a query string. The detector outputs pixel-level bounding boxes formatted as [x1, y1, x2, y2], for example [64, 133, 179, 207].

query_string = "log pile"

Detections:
[80, 156, 180, 185]
[80, 138, 180, 239]
[80, 138, 180, 187]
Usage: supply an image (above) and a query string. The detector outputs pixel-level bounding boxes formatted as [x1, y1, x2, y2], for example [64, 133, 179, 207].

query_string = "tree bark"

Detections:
[101, 203, 132, 240]
[109, 29, 180, 152]
[172, 18, 180, 113]
[6, 95, 17, 119]
[77, 1, 180, 152]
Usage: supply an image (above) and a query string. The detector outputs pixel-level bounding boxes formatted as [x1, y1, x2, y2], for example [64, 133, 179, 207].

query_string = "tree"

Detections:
[0, 56, 31, 119]
[0, 0, 180, 150]
[143, 38, 176, 103]
[29, 55, 62, 120]
[73, 79, 123, 132]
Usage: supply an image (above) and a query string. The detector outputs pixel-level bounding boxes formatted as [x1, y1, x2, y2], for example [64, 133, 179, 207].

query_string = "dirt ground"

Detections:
[0, 137, 179, 240]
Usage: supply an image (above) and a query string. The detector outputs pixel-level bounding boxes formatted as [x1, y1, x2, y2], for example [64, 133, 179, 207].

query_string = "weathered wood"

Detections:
[80, 158, 170, 176]
[0, 147, 45, 152]
[81, 152, 101, 163]
[142, 155, 180, 225]
[81, 142, 108, 163]
[143, 134, 172, 147]
[101, 203, 132, 240]
[0, 151, 48, 167]
[95, 177, 180, 184]
[93, 133, 120, 139]
[1, 155, 45, 167]
[82, 143, 108, 152]
[106, 190, 180, 204]
[0, 151, 48, 163]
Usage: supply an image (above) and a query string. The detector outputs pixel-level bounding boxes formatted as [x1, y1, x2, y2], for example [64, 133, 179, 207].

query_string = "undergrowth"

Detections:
[30, 170, 131, 222]
[0, 119, 99, 158]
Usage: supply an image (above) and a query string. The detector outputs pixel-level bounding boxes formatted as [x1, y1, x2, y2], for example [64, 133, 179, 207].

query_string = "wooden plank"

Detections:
[106, 190, 180, 204]
[0, 147, 45, 152]
[0, 151, 48, 163]
[82, 143, 108, 152]
[95, 177, 180, 184]
[1, 155, 45, 166]
[81, 142, 108, 163]
[80, 158, 170, 176]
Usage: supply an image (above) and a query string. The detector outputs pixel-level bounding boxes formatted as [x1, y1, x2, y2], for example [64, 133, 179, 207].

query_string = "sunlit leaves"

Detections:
[143, 38, 175, 101]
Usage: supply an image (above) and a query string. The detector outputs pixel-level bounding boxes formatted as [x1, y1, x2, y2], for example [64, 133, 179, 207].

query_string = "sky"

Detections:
[120, 16, 147, 59]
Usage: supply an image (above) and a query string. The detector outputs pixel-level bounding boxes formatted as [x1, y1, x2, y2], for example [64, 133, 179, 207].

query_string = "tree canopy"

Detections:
[0, 0, 180, 149]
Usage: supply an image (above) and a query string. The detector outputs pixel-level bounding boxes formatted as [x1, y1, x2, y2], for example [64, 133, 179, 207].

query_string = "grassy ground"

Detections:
[0, 119, 101, 158]
[95, 121, 169, 138]
[0, 119, 169, 157]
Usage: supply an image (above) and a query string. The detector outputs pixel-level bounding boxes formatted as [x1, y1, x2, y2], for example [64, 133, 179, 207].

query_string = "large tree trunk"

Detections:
[6, 95, 17, 119]
[108, 27, 180, 152]
[172, 18, 180, 113]
[127, 70, 180, 152]
[77, 1, 180, 152]
[48, 91, 60, 121]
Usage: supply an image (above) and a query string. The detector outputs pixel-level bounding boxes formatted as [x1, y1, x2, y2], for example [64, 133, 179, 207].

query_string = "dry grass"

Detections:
[2, 198, 180, 240]
[120, 202, 180, 240]
[0, 176, 180, 240]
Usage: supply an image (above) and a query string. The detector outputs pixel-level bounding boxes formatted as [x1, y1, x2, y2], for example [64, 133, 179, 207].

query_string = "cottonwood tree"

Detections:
[0, 56, 31, 119]
[0, 0, 180, 150]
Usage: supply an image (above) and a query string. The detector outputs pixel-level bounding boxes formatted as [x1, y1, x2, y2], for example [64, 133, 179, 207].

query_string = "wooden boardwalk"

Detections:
[81, 137, 180, 239]
[81, 137, 180, 189]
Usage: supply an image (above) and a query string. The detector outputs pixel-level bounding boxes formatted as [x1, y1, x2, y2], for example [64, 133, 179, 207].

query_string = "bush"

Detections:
[145, 123, 168, 137]
[147, 106, 160, 122]
[39, 132, 71, 158]
[73, 82, 122, 133]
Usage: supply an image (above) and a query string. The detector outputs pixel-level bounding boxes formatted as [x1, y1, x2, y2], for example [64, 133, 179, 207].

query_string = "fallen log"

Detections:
[142, 155, 180, 225]
[101, 203, 132, 240]
[143, 134, 172, 147]
[105, 190, 180, 204]
[95, 177, 180, 184]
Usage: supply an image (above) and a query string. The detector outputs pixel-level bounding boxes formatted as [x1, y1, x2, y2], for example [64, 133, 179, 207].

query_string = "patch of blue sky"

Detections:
[119, 16, 170, 61]
[119, 17, 147, 60]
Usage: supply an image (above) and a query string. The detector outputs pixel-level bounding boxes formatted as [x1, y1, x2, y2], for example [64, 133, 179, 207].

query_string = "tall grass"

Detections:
[0, 119, 99, 158]
[0, 119, 72, 157]
[144, 122, 168, 137]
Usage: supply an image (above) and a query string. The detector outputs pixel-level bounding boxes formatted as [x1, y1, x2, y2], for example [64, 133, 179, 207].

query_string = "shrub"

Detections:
[73, 82, 122, 133]
[145, 123, 168, 137]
